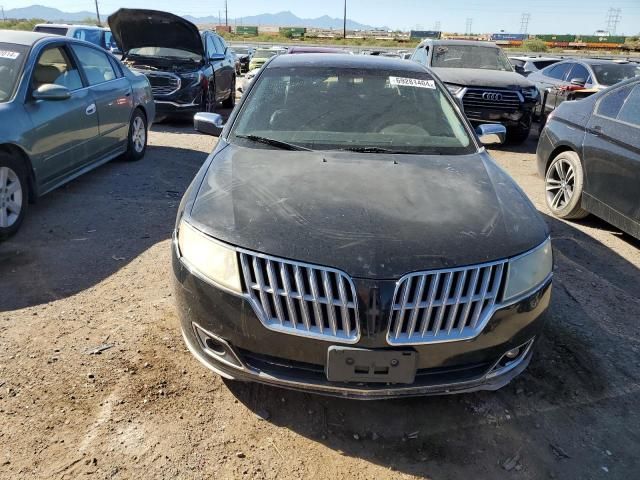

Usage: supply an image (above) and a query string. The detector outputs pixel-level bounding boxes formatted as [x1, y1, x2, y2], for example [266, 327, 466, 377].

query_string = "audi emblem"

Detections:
[482, 92, 503, 101]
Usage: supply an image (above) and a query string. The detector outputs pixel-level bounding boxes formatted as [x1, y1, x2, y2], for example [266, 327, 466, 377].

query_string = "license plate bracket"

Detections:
[326, 346, 417, 384]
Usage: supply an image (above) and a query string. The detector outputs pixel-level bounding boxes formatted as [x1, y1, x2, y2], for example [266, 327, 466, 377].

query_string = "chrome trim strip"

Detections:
[155, 100, 200, 108]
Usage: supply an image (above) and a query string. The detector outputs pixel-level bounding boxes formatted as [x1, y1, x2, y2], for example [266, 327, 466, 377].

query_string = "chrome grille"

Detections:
[462, 89, 522, 112]
[145, 72, 180, 96]
[239, 250, 360, 343]
[387, 260, 507, 345]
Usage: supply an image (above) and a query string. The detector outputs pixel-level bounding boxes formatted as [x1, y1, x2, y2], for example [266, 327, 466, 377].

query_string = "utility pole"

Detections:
[343, 0, 347, 39]
[1, 6, 5, 23]
[434, 21, 441, 31]
[218, 10, 221, 26]
[465, 18, 472, 36]
[225, 0, 228, 27]
[519, 13, 530, 34]
[94, 0, 101, 25]
[605, 7, 621, 35]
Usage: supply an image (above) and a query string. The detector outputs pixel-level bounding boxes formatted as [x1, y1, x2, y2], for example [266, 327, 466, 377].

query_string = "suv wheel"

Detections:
[202, 84, 215, 113]
[544, 151, 588, 220]
[122, 109, 148, 162]
[222, 76, 236, 108]
[0, 152, 28, 240]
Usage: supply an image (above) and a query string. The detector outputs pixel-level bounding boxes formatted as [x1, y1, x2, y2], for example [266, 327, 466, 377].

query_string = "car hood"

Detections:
[432, 67, 534, 89]
[188, 145, 548, 279]
[108, 8, 204, 58]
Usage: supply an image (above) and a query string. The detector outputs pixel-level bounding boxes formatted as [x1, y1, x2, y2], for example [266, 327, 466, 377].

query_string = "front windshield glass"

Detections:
[129, 47, 201, 61]
[253, 49, 277, 59]
[0, 43, 29, 103]
[232, 66, 473, 155]
[431, 45, 513, 71]
[592, 64, 640, 86]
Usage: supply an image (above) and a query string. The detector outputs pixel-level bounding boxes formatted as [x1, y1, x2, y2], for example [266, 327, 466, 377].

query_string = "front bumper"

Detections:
[172, 239, 551, 399]
[154, 84, 204, 117]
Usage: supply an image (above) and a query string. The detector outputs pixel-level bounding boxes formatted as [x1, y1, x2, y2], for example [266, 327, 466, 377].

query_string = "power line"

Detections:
[519, 13, 531, 34]
[605, 7, 621, 35]
[465, 18, 473, 35]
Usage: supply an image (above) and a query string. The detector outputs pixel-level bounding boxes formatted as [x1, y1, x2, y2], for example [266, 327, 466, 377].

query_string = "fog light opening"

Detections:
[204, 337, 227, 357]
[505, 347, 520, 359]
[192, 323, 244, 369]
[487, 338, 535, 379]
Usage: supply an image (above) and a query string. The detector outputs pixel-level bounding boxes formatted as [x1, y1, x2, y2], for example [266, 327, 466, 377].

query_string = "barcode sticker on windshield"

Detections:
[389, 76, 435, 89]
[0, 50, 20, 59]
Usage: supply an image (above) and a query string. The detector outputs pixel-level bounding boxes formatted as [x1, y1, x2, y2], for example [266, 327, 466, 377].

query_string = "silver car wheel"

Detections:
[0, 166, 23, 228]
[545, 158, 575, 211]
[132, 116, 146, 153]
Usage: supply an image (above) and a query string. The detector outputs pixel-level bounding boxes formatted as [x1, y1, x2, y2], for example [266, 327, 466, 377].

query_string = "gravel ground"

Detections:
[1, 112, 639, 479]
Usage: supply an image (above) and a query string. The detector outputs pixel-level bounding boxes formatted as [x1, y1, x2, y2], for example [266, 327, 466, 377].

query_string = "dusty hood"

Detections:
[187, 145, 548, 279]
[108, 8, 203, 57]
[431, 67, 534, 89]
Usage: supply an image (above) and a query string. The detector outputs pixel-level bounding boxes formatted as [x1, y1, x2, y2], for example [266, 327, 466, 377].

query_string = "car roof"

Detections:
[34, 23, 104, 30]
[420, 39, 498, 48]
[0, 30, 53, 46]
[268, 53, 430, 72]
[287, 46, 347, 54]
[510, 56, 561, 61]
[556, 58, 631, 65]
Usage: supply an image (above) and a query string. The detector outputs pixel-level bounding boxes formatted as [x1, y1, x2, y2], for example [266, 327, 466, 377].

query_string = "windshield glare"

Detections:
[432, 45, 513, 71]
[253, 49, 277, 59]
[129, 47, 201, 61]
[0, 43, 29, 102]
[232, 67, 473, 155]
[234, 47, 251, 54]
[592, 64, 640, 86]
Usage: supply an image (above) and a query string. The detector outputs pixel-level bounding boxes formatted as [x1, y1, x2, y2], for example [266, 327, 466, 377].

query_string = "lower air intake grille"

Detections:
[239, 250, 360, 343]
[387, 260, 507, 345]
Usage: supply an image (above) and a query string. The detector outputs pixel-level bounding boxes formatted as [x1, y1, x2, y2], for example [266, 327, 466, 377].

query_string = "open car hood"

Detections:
[108, 8, 204, 58]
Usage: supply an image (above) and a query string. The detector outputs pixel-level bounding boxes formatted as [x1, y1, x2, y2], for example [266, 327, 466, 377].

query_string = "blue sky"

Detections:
[5, 0, 639, 34]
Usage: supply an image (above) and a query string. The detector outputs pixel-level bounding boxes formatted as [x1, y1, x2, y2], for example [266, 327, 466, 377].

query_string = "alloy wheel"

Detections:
[132, 116, 146, 153]
[0, 166, 23, 228]
[206, 87, 215, 112]
[545, 158, 575, 211]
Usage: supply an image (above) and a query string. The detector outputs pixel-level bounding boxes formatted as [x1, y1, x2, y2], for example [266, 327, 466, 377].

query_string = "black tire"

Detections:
[544, 151, 589, 220]
[0, 152, 28, 241]
[201, 83, 215, 113]
[506, 125, 531, 144]
[122, 109, 148, 162]
[222, 76, 236, 108]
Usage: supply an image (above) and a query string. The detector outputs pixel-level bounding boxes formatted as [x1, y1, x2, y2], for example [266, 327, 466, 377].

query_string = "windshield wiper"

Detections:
[236, 134, 312, 151]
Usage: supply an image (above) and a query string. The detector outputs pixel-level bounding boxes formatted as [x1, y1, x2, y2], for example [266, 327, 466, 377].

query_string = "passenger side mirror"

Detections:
[209, 53, 226, 61]
[32, 84, 71, 101]
[570, 77, 586, 87]
[194, 112, 225, 136]
[476, 124, 506, 145]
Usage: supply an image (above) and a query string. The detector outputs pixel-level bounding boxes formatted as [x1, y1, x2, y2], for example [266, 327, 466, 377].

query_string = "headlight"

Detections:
[177, 220, 242, 293]
[445, 83, 463, 95]
[503, 238, 552, 302]
[522, 86, 539, 100]
[181, 71, 204, 85]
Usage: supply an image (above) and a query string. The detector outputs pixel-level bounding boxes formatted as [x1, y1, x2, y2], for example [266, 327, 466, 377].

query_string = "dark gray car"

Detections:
[171, 54, 553, 398]
[0, 30, 155, 239]
[537, 76, 640, 239]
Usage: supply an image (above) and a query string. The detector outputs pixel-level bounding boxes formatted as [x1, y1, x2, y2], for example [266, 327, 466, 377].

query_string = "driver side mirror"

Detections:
[570, 77, 586, 87]
[194, 112, 225, 136]
[32, 84, 71, 101]
[476, 124, 506, 145]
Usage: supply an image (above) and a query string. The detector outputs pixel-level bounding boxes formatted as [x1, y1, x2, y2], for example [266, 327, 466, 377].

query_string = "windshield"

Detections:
[592, 64, 640, 86]
[231, 66, 473, 155]
[431, 45, 513, 71]
[129, 47, 201, 61]
[253, 49, 277, 59]
[0, 43, 29, 103]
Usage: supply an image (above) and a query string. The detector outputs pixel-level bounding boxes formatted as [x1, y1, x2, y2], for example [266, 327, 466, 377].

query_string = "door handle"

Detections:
[85, 103, 96, 115]
[590, 125, 603, 136]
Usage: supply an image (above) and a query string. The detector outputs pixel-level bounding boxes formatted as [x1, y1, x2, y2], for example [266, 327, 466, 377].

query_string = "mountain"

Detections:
[4, 5, 383, 30]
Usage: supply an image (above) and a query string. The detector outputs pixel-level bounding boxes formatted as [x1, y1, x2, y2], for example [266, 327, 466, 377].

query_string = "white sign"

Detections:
[389, 76, 436, 89]
[0, 50, 20, 60]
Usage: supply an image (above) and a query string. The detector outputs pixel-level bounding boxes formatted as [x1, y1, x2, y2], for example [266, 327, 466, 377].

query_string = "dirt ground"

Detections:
[1, 108, 639, 480]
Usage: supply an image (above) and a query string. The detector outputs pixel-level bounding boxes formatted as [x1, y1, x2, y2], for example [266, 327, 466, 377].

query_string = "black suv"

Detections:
[108, 9, 236, 119]
[412, 40, 539, 143]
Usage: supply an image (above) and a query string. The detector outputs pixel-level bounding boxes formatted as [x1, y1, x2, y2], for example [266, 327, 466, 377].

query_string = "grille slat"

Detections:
[145, 72, 181, 96]
[239, 251, 360, 343]
[388, 260, 507, 345]
[462, 88, 522, 112]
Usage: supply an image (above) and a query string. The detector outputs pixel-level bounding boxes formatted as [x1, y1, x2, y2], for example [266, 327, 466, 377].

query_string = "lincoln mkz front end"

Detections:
[172, 54, 553, 399]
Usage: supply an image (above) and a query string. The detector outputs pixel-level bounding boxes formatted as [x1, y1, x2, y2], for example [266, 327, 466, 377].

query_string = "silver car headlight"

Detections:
[177, 220, 242, 294]
[522, 86, 539, 100]
[503, 238, 552, 302]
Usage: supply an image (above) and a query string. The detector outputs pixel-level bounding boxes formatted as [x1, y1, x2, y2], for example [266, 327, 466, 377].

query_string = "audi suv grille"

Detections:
[387, 260, 507, 345]
[462, 89, 522, 119]
[238, 250, 360, 343]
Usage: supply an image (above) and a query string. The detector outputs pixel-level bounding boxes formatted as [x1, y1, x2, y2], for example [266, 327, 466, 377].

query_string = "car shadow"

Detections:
[223, 213, 640, 479]
[0, 143, 207, 312]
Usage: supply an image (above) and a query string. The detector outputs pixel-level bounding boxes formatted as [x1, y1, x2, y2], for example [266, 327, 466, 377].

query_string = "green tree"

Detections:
[522, 38, 548, 52]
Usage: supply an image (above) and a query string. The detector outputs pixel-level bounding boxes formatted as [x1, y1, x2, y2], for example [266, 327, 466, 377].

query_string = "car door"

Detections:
[583, 82, 640, 224]
[70, 43, 133, 159]
[214, 35, 234, 100]
[566, 63, 593, 88]
[538, 62, 573, 113]
[22, 43, 100, 188]
[204, 34, 224, 102]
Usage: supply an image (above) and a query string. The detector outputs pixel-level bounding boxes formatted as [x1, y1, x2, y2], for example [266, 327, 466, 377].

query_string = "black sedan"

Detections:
[173, 54, 553, 399]
[537, 76, 640, 239]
